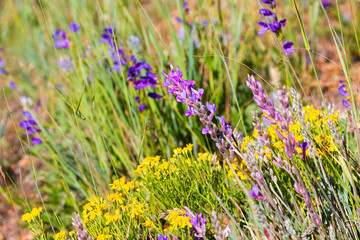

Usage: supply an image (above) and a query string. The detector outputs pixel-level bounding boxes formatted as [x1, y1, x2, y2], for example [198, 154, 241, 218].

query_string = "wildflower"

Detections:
[158, 234, 168, 240]
[249, 184, 265, 200]
[30, 137, 43, 146]
[126, 35, 140, 48]
[72, 213, 92, 240]
[342, 99, 351, 109]
[21, 207, 43, 223]
[58, 56, 73, 72]
[259, 9, 275, 17]
[283, 41, 296, 55]
[139, 104, 146, 112]
[258, 22, 270, 35]
[69, 22, 80, 32]
[52, 29, 70, 49]
[261, 0, 276, 7]
[9, 81, 16, 89]
[338, 82, 349, 97]
[135, 96, 140, 102]
[54, 230, 66, 240]
[0, 58, 6, 74]
[183, 206, 207, 238]
[163, 65, 234, 157]
[322, 0, 330, 8]
[96, 234, 111, 240]
[148, 92, 163, 99]
[167, 210, 192, 231]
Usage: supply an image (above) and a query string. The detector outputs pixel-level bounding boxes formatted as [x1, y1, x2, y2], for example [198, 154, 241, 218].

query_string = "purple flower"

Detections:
[338, 84, 349, 97]
[0, 59, 6, 75]
[283, 41, 296, 55]
[175, 17, 182, 23]
[139, 104, 146, 112]
[342, 99, 351, 109]
[259, 9, 276, 18]
[58, 56, 73, 72]
[9, 81, 16, 90]
[69, 22, 80, 32]
[23, 111, 32, 118]
[127, 35, 140, 48]
[258, 22, 269, 35]
[72, 213, 92, 240]
[148, 93, 163, 99]
[135, 96, 140, 103]
[297, 142, 308, 159]
[30, 137, 42, 146]
[249, 184, 265, 201]
[52, 29, 70, 49]
[322, 0, 330, 8]
[157, 234, 168, 240]
[261, 0, 276, 7]
[183, 206, 206, 238]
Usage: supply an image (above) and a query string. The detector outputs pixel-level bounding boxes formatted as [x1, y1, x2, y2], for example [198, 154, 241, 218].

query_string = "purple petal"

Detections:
[30, 137, 42, 146]
[148, 92, 163, 99]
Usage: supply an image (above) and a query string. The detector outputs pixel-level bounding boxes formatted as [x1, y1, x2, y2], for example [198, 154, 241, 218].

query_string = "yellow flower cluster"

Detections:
[264, 105, 339, 158]
[109, 177, 135, 194]
[54, 230, 66, 240]
[227, 157, 249, 180]
[166, 210, 191, 231]
[21, 207, 43, 223]
[173, 144, 194, 155]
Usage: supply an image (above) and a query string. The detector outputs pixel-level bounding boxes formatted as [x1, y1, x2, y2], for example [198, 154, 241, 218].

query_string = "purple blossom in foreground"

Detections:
[184, 206, 206, 239]
[52, 29, 70, 49]
[69, 22, 80, 33]
[163, 65, 235, 157]
[72, 213, 92, 240]
[249, 184, 265, 200]
[283, 41, 296, 55]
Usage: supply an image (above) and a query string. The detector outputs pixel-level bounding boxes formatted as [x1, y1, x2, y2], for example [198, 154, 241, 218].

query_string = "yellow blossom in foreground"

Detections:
[21, 207, 43, 223]
[167, 210, 191, 231]
[96, 234, 112, 240]
[109, 177, 134, 193]
[241, 136, 253, 151]
[54, 230, 66, 240]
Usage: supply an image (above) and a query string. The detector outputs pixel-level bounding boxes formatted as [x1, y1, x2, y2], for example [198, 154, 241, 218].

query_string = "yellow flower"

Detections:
[96, 234, 111, 240]
[185, 158, 192, 167]
[21, 207, 43, 223]
[135, 156, 161, 173]
[54, 230, 66, 240]
[104, 212, 120, 225]
[142, 219, 153, 227]
[167, 210, 191, 231]
[241, 136, 253, 151]
[197, 152, 210, 161]
[106, 192, 124, 204]
[109, 177, 134, 193]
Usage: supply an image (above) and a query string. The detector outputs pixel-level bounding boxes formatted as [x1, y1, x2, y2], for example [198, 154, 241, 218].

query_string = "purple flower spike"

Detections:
[139, 104, 146, 112]
[342, 99, 351, 109]
[30, 137, 42, 146]
[249, 184, 265, 201]
[69, 22, 80, 32]
[148, 93, 163, 99]
[283, 41, 296, 56]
